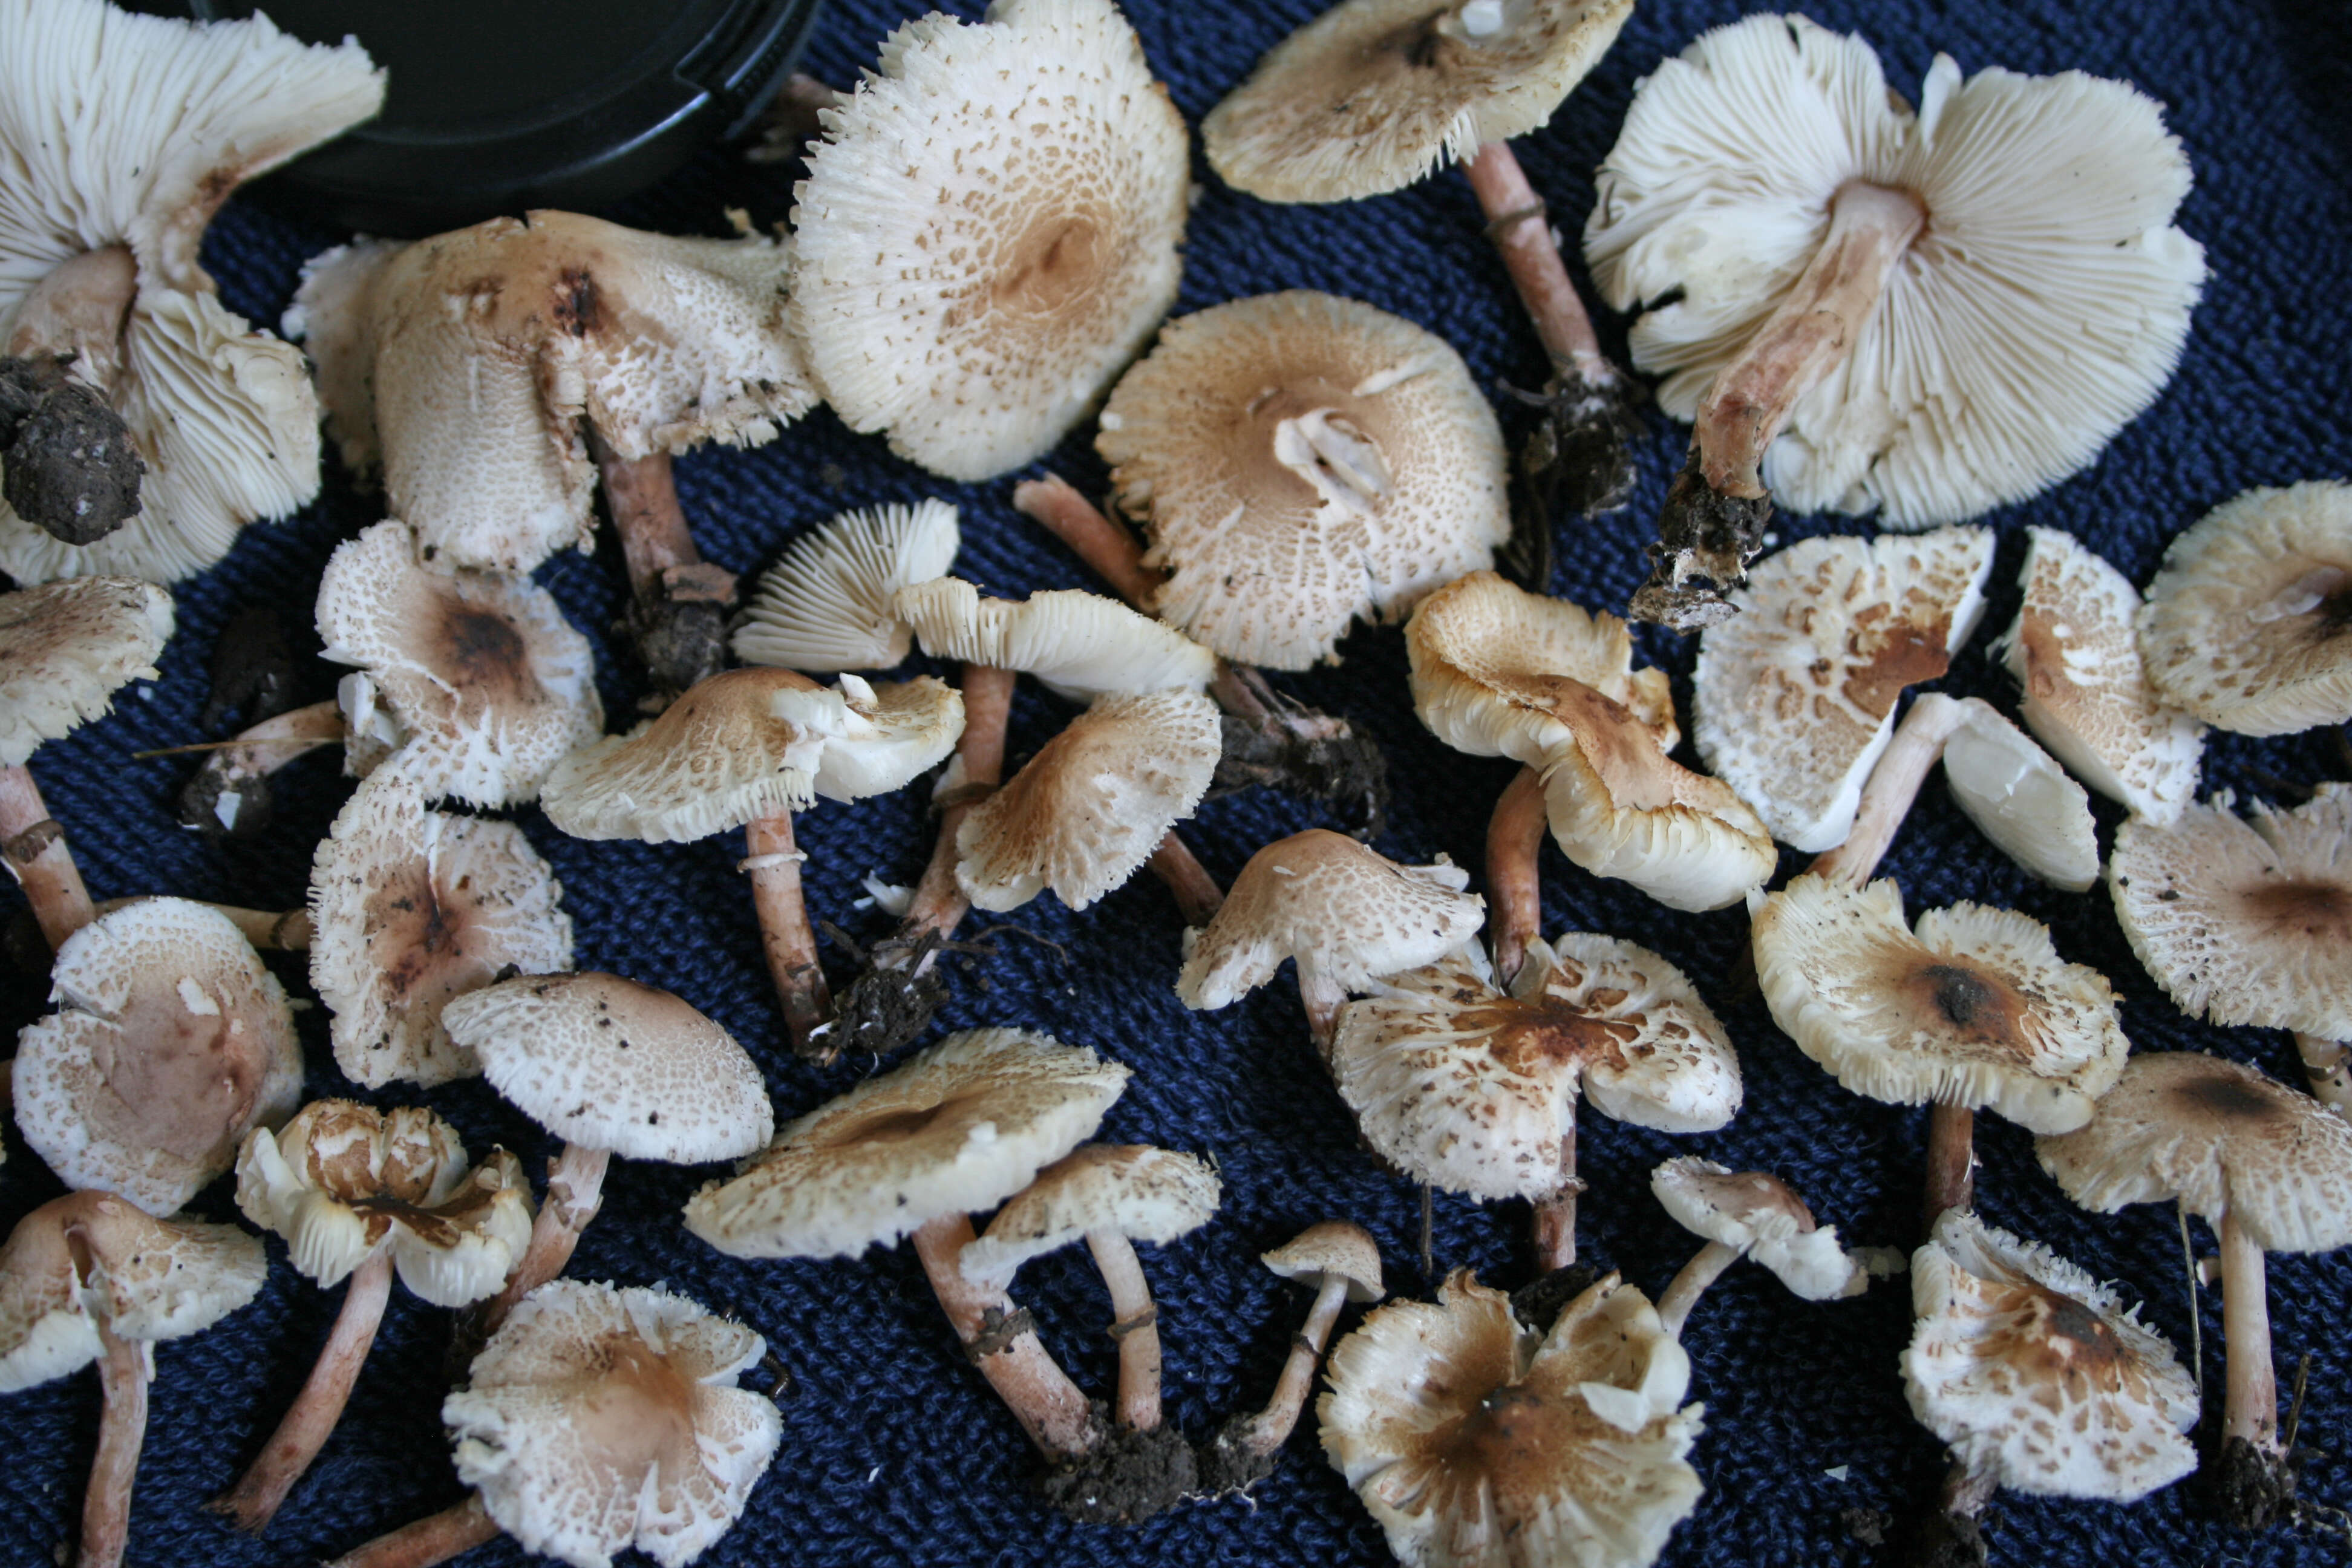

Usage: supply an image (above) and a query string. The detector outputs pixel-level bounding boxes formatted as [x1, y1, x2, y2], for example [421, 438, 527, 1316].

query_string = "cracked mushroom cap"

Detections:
[316, 519, 603, 808]
[1751, 874, 2126, 1135]
[790, 0, 1187, 483]
[1583, 13, 2204, 529]
[1204, 0, 1633, 204]
[235, 1100, 534, 1307]
[684, 1027, 1130, 1261]
[1176, 831, 1487, 1011]
[310, 769, 573, 1089]
[0, 576, 173, 766]
[2138, 482, 2352, 736]
[1695, 528, 1995, 852]
[955, 689, 1220, 913]
[1650, 1157, 1867, 1301]
[440, 974, 773, 1165]
[733, 500, 961, 672]
[1322, 1269, 1702, 1568]
[447, 1279, 780, 1568]
[13, 897, 302, 1215]
[1938, 702, 2099, 893]
[895, 577, 1216, 699]
[811, 675, 964, 803]
[0, 1192, 264, 1393]
[1265, 1220, 1385, 1304]
[1102, 290, 1511, 670]
[1905, 1210, 2197, 1502]
[959, 1143, 1221, 1293]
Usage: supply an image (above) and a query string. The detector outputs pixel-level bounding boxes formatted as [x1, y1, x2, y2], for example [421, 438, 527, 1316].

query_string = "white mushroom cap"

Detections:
[1102, 290, 1512, 670]
[1938, 703, 2099, 893]
[2138, 482, 2352, 736]
[2108, 785, 2352, 1040]
[959, 1143, 1221, 1293]
[0, 576, 172, 766]
[733, 500, 961, 672]
[13, 896, 302, 1215]
[315, 519, 603, 808]
[1650, 1157, 1866, 1302]
[1175, 831, 1486, 1011]
[1905, 1210, 2197, 1502]
[1321, 1270, 1702, 1568]
[955, 690, 1220, 913]
[811, 675, 965, 803]
[895, 577, 1216, 699]
[447, 1279, 780, 1568]
[1584, 14, 2204, 529]
[684, 1027, 1129, 1261]
[1203, 0, 1635, 204]
[1750, 874, 2127, 1134]
[1695, 528, 1994, 851]
[440, 974, 773, 1165]
[790, 0, 1187, 482]
[1264, 1220, 1384, 1304]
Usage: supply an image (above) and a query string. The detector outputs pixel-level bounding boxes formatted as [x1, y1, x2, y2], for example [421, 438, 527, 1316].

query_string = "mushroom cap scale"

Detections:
[895, 577, 1217, 699]
[0, 576, 174, 766]
[1650, 1157, 1865, 1302]
[1264, 1221, 1385, 1304]
[959, 1143, 1221, 1290]
[733, 500, 962, 673]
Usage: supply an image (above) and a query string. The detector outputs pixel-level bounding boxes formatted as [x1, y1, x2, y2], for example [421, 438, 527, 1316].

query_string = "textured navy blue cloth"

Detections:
[4, 1, 2351, 1565]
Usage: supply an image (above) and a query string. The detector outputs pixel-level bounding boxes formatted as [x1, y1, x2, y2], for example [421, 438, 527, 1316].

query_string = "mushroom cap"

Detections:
[955, 690, 1221, 913]
[309, 769, 574, 1089]
[811, 675, 965, 804]
[0, 576, 173, 766]
[2138, 482, 2352, 736]
[733, 500, 962, 672]
[315, 519, 603, 808]
[1650, 1157, 1866, 1302]
[683, 1027, 1130, 1261]
[959, 1143, 1221, 1291]
[1584, 14, 2204, 529]
[895, 577, 1216, 699]
[1750, 874, 2127, 1134]
[1264, 1220, 1385, 1304]
[447, 1279, 780, 1568]
[1175, 830, 1487, 1010]
[1203, 0, 1634, 204]
[235, 1100, 534, 1307]
[1321, 1270, 1702, 1568]
[1695, 528, 1994, 852]
[440, 974, 773, 1165]
[0, 1192, 264, 1393]
[1102, 290, 1512, 670]
[1904, 1210, 2197, 1502]
[1938, 702, 2100, 893]
[2108, 786, 2352, 1040]
[13, 897, 302, 1215]
[789, 0, 1187, 483]
[2035, 1051, 2352, 1251]
[1998, 527, 2202, 825]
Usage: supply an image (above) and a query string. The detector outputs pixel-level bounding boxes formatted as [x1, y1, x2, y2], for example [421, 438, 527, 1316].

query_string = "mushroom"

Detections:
[177, 696, 351, 841]
[1200, 1220, 1383, 1494]
[214, 1101, 534, 1530]
[0, 1191, 266, 1568]
[731, 498, 961, 673]
[1585, 15, 2203, 627]
[2036, 1052, 2352, 1526]
[789, 0, 1187, 482]
[1648, 1158, 1875, 1339]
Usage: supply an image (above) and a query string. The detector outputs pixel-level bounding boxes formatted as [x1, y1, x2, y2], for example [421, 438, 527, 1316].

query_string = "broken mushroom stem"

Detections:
[1087, 1229, 1166, 1432]
[1486, 764, 1548, 987]
[588, 431, 737, 698]
[1922, 1102, 1977, 1236]
[1144, 831, 1223, 926]
[1653, 1240, 1741, 1342]
[320, 1494, 501, 1568]
[478, 1143, 611, 1336]
[1809, 692, 1977, 889]
[1226, 1270, 1354, 1464]
[0, 762, 94, 950]
[1531, 1116, 1581, 1272]
[743, 809, 831, 1057]
[911, 1214, 1102, 1460]
[2220, 1204, 2279, 1462]
[80, 1320, 152, 1568]
[1459, 140, 1609, 384]
[2296, 1033, 2352, 1117]
[1012, 474, 1166, 610]
[180, 696, 347, 835]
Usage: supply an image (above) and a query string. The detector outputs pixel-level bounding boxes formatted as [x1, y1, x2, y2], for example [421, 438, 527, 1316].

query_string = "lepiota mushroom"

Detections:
[1648, 1158, 1875, 1339]
[1200, 1220, 1383, 1494]
[731, 499, 961, 674]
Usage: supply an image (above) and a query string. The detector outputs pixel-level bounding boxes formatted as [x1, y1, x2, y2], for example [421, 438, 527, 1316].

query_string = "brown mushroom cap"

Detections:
[1264, 1220, 1385, 1304]
[0, 576, 174, 766]
[1650, 1157, 1867, 1302]
[733, 500, 961, 673]
[895, 577, 1217, 699]
[959, 1143, 1221, 1290]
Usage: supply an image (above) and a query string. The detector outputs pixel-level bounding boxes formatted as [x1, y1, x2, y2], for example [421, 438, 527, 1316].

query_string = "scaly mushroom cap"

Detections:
[2138, 482, 2352, 736]
[1695, 528, 1994, 851]
[2036, 1052, 2352, 1250]
[684, 1027, 1130, 1261]
[1322, 1270, 1702, 1568]
[1650, 1157, 1866, 1301]
[960, 1143, 1221, 1291]
[1203, 0, 1634, 204]
[1998, 528, 2202, 825]
[2108, 786, 2352, 1039]
[0, 1192, 264, 1393]
[733, 500, 962, 672]
[310, 769, 573, 1089]
[0, 576, 172, 766]
[1584, 13, 2204, 529]
[316, 519, 603, 808]
[1905, 1210, 2197, 1502]
[1102, 290, 1511, 670]
[811, 675, 965, 803]
[790, 0, 1187, 482]
[1938, 702, 2099, 893]
[955, 689, 1221, 913]
[235, 1100, 534, 1307]
[895, 577, 1217, 699]
[1751, 874, 2126, 1134]
[447, 1279, 780, 1568]
[1175, 830, 1487, 1010]
[13, 897, 301, 1215]
[1265, 1220, 1385, 1304]
[440, 974, 773, 1165]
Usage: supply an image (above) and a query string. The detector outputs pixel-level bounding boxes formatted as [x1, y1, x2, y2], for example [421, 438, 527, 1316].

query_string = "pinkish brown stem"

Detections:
[1013, 474, 1166, 612]
[213, 1251, 393, 1531]
[912, 1214, 1102, 1460]
[479, 1142, 610, 1336]
[1460, 142, 1607, 380]
[2297, 1033, 2352, 1117]
[745, 811, 830, 1056]
[79, 1321, 151, 1568]
[1531, 1109, 1579, 1272]
[1, 763, 93, 950]
[2221, 1206, 2276, 1454]
[1087, 1230, 1163, 1432]
[1656, 1240, 1740, 1341]
[592, 439, 736, 610]
[1146, 832, 1223, 926]
[181, 697, 346, 834]
[1809, 693, 1975, 887]
[1300, 970, 1348, 1064]
[1232, 1274, 1351, 1459]
[1487, 765, 1547, 987]
[898, 664, 1016, 967]
[321, 1495, 501, 1568]
[1922, 1103, 1976, 1235]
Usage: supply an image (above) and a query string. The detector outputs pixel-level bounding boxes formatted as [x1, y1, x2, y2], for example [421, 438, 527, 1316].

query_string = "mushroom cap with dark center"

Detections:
[0, 575, 174, 766]
[959, 1143, 1221, 1292]
[733, 499, 962, 673]
[1650, 1157, 1867, 1301]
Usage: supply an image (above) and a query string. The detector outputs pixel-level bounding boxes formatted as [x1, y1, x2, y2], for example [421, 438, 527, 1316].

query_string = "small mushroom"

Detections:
[732, 499, 961, 673]
[1200, 1220, 1383, 1494]
[1649, 1158, 1875, 1339]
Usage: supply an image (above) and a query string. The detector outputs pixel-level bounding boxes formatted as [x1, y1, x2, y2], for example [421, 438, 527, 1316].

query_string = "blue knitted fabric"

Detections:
[4, 1, 2351, 1564]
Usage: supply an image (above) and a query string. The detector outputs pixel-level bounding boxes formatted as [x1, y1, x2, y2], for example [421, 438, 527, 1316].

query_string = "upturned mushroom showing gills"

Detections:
[1648, 1158, 1874, 1339]
[1201, 1220, 1383, 1495]
[732, 498, 962, 675]
[0, 0, 382, 583]
[1585, 15, 2203, 629]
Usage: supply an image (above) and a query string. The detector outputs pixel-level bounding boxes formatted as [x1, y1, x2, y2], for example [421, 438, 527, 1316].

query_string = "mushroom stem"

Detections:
[8, 246, 136, 377]
[480, 1142, 611, 1334]
[1531, 1111, 1579, 1272]
[1655, 1240, 1741, 1341]
[903, 662, 1017, 959]
[1236, 1273, 1352, 1459]
[1011, 474, 1166, 610]
[1300, 970, 1349, 1063]
[212, 1251, 393, 1532]
[1086, 1229, 1165, 1432]
[910, 1214, 1102, 1460]
[1487, 765, 1548, 987]
[88, 898, 310, 950]
[79, 1321, 151, 1568]
[590, 434, 736, 697]
[321, 1495, 501, 1568]
[1459, 142, 1607, 378]
[180, 696, 346, 835]
[2220, 1206, 2277, 1454]
[2295, 1032, 2352, 1117]
[1810, 693, 1975, 886]
[0, 763, 94, 949]
[744, 809, 831, 1057]
[1922, 1102, 1976, 1234]
[1147, 832, 1223, 926]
